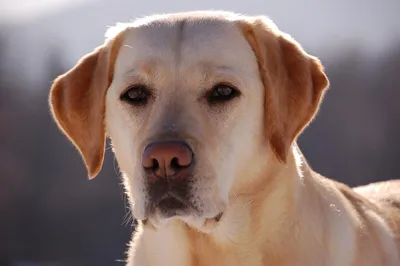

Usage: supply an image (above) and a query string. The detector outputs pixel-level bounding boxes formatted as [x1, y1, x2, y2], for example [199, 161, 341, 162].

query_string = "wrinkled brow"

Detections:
[122, 59, 160, 77]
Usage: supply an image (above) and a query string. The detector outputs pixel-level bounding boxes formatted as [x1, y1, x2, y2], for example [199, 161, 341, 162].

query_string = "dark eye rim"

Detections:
[206, 82, 241, 104]
[120, 85, 151, 105]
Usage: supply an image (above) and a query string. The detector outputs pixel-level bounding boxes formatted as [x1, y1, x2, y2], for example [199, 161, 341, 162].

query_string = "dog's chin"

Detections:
[183, 212, 224, 233]
[142, 210, 224, 233]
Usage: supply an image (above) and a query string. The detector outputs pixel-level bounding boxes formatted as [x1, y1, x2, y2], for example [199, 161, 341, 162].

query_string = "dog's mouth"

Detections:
[213, 212, 223, 222]
[155, 194, 188, 217]
[141, 206, 224, 229]
[141, 181, 225, 230]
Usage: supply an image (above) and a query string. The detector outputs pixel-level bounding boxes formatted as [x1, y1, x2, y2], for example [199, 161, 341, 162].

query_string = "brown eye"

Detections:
[121, 86, 149, 105]
[207, 84, 240, 104]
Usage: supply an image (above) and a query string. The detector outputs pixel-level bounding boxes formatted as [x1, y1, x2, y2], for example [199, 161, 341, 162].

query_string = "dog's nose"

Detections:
[142, 141, 193, 177]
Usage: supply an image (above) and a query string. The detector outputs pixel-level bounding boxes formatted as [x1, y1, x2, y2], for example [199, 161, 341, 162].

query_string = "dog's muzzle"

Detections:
[142, 140, 196, 218]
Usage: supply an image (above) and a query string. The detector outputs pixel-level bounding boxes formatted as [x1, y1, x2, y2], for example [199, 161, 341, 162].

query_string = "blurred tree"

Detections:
[301, 44, 400, 186]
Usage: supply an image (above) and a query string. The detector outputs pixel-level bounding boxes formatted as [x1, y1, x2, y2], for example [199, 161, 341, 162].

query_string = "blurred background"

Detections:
[0, 0, 400, 265]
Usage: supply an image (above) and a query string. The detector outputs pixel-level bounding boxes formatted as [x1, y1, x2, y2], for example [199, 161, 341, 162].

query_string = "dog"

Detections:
[49, 11, 400, 266]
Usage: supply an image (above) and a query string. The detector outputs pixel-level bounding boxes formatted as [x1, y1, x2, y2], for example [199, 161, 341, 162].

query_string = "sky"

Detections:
[0, 0, 90, 22]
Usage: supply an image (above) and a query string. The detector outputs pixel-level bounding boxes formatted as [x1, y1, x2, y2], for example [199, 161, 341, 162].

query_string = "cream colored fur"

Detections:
[49, 11, 400, 266]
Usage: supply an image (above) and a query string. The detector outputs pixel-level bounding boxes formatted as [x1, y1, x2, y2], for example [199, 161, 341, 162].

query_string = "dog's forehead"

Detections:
[112, 15, 257, 78]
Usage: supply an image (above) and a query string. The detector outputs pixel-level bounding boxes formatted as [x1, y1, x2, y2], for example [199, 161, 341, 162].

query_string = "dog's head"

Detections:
[49, 11, 328, 230]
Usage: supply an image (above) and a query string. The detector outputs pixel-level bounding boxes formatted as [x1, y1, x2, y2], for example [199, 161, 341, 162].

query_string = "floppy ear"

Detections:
[238, 17, 329, 163]
[49, 34, 124, 179]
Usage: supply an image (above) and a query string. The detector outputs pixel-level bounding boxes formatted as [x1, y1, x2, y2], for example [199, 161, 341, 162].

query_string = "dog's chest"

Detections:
[139, 224, 192, 266]
[136, 224, 264, 266]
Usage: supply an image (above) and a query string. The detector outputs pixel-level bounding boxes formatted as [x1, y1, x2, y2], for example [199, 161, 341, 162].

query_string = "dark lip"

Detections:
[142, 209, 224, 221]
[140, 211, 224, 227]
[149, 193, 194, 218]
[156, 193, 188, 209]
[213, 212, 223, 222]
[155, 192, 187, 206]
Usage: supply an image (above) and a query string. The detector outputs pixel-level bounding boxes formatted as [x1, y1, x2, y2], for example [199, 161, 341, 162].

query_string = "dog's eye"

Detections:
[207, 84, 240, 104]
[121, 86, 149, 105]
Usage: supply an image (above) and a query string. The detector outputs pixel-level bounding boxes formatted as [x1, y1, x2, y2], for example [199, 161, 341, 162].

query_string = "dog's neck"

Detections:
[210, 143, 317, 247]
[131, 143, 329, 265]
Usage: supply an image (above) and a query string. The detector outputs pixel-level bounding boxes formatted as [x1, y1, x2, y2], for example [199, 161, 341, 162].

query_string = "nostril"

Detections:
[170, 157, 180, 170]
[171, 153, 192, 169]
[151, 158, 159, 171]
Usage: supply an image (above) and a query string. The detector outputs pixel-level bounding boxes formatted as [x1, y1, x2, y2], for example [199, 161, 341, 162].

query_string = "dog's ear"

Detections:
[238, 17, 329, 163]
[49, 33, 124, 179]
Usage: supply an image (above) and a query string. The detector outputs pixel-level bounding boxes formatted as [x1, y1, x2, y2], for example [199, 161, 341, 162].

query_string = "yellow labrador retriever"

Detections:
[49, 11, 400, 266]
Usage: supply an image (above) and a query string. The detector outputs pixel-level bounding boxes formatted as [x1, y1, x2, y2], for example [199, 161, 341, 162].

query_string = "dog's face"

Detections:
[105, 14, 267, 227]
[49, 11, 328, 230]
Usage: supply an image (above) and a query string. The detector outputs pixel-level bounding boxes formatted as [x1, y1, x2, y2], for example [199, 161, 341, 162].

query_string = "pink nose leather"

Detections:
[142, 141, 193, 177]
